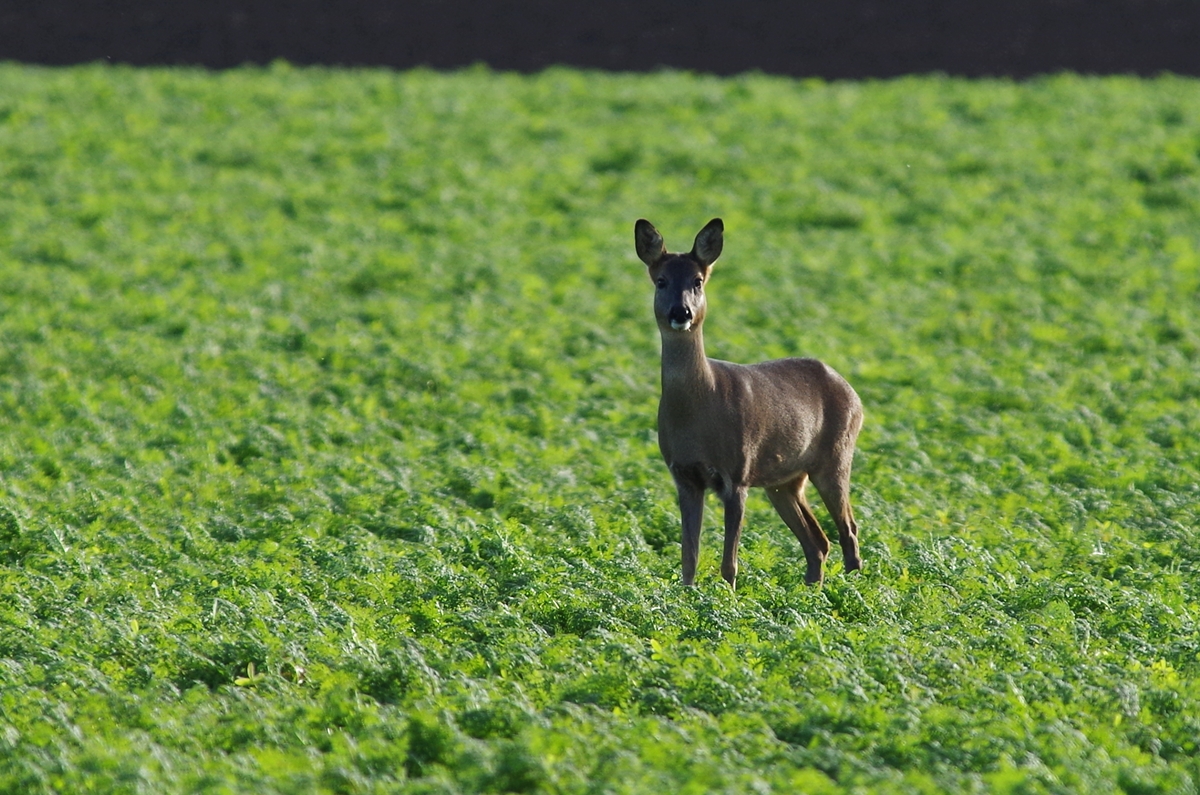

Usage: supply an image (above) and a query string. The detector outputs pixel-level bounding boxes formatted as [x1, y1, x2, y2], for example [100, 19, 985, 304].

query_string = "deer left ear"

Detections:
[691, 218, 723, 267]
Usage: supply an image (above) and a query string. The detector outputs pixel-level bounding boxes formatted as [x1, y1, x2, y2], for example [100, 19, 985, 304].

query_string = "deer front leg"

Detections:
[720, 486, 748, 589]
[674, 475, 705, 586]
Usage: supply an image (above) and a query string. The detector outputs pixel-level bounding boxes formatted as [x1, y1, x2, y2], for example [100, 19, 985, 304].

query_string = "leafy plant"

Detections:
[1, 63, 1199, 793]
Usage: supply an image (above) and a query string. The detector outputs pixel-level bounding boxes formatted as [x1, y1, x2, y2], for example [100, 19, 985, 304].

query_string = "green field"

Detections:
[2, 63, 1200, 793]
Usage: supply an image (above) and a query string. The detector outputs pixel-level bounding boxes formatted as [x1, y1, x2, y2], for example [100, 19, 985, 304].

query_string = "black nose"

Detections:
[668, 305, 693, 325]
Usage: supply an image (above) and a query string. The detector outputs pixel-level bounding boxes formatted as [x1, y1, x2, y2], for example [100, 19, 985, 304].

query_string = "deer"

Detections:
[635, 218, 864, 589]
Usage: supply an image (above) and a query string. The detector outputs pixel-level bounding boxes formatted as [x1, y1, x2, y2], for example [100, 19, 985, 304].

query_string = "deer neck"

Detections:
[660, 326, 715, 402]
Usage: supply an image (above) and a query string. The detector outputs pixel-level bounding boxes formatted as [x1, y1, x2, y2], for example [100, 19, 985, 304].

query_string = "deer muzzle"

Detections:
[668, 305, 694, 331]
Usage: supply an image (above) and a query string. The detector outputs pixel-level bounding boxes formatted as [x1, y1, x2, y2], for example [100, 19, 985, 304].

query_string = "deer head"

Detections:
[635, 218, 723, 333]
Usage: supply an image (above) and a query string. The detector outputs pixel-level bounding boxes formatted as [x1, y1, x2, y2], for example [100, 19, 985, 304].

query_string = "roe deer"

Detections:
[635, 218, 864, 588]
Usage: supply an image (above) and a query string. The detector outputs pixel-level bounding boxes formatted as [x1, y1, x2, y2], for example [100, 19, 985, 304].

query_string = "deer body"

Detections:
[636, 218, 863, 588]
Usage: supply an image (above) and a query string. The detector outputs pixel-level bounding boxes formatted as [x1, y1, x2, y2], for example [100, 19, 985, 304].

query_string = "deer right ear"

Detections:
[635, 219, 666, 267]
[691, 218, 723, 267]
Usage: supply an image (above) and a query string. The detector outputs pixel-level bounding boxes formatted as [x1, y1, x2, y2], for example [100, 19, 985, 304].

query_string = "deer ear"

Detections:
[691, 218, 723, 267]
[635, 219, 666, 267]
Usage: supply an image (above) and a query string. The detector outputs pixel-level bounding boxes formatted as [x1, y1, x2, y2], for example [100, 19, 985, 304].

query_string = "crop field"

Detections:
[1, 63, 1200, 793]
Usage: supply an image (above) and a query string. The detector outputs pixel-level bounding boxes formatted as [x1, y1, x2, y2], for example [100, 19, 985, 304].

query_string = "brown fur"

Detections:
[635, 218, 864, 587]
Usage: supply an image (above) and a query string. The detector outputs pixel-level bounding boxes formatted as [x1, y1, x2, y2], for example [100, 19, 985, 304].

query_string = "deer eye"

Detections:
[656, 278, 667, 289]
[693, 277, 704, 288]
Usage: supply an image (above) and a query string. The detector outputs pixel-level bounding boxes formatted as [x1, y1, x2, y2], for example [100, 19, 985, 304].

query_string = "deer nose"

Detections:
[668, 305, 693, 325]
[668, 305, 694, 330]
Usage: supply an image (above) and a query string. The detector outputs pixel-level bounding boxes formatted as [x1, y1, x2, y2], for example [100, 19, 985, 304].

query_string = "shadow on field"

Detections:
[2, 0, 1199, 77]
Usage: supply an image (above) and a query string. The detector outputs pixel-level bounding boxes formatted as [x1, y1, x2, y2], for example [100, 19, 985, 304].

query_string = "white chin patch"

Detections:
[670, 319, 693, 331]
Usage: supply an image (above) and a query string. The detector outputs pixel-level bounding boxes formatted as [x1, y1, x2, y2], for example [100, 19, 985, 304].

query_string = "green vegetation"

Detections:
[2, 62, 1200, 793]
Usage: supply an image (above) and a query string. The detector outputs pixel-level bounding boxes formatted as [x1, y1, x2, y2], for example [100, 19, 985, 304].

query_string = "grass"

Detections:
[1, 62, 1200, 793]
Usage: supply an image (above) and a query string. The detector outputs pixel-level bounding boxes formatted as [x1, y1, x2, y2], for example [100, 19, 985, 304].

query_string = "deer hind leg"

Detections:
[811, 463, 861, 573]
[766, 475, 830, 585]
